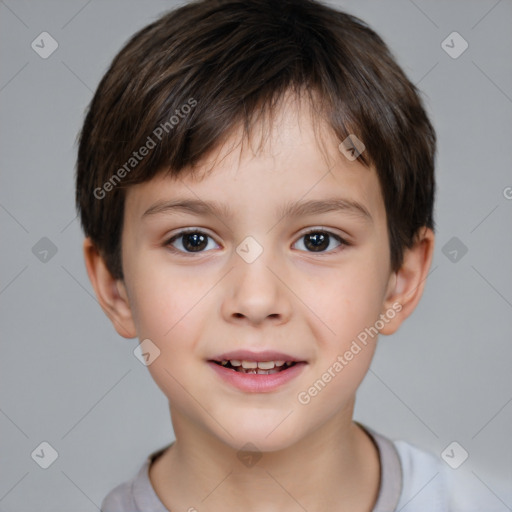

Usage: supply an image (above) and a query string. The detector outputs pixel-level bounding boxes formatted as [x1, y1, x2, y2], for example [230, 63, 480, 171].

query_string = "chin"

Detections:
[215, 420, 305, 453]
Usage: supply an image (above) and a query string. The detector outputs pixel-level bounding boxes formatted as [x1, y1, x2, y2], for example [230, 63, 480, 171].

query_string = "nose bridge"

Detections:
[222, 234, 291, 324]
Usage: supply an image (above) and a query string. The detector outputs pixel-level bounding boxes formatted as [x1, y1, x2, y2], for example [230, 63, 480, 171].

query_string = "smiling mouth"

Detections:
[211, 360, 298, 375]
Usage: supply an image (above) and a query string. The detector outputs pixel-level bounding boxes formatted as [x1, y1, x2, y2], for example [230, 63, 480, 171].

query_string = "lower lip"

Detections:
[207, 361, 307, 393]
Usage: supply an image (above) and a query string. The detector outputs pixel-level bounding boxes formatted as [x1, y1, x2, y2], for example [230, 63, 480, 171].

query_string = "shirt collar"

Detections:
[134, 425, 403, 512]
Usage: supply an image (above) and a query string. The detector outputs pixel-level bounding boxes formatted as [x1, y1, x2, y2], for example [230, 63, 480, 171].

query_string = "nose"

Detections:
[221, 252, 293, 326]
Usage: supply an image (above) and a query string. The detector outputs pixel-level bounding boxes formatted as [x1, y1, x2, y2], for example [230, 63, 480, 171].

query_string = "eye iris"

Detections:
[183, 232, 207, 252]
[305, 232, 329, 252]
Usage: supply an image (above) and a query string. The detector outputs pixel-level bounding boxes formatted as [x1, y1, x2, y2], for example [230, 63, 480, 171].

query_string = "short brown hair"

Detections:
[76, 0, 436, 280]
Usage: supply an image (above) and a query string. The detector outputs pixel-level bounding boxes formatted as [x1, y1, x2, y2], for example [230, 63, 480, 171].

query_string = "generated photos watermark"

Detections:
[297, 302, 402, 405]
[94, 97, 197, 200]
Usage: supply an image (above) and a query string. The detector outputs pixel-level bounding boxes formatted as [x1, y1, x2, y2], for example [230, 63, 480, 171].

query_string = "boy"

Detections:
[75, 0, 492, 510]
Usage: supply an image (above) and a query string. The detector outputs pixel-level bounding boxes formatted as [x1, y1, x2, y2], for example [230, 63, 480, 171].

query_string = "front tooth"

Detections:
[230, 360, 242, 366]
[257, 361, 275, 370]
[241, 360, 258, 369]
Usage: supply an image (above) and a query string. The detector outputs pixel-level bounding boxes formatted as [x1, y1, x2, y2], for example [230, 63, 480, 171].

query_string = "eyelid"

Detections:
[299, 226, 348, 238]
[298, 226, 350, 243]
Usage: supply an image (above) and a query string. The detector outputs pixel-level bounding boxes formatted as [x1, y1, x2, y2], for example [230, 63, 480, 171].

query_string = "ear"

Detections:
[82, 238, 137, 339]
[379, 227, 435, 335]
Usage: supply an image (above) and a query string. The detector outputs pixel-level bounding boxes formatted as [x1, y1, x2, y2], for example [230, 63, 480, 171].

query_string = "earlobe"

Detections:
[379, 227, 435, 335]
[82, 238, 137, 339]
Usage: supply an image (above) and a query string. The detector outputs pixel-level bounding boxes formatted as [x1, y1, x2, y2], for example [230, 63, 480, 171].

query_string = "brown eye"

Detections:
[166, 230, 218, 253]
[293, 230, 346, 253]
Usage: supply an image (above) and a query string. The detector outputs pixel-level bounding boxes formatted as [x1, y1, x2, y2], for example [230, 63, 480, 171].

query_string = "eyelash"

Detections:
[164, 228, 349, 256]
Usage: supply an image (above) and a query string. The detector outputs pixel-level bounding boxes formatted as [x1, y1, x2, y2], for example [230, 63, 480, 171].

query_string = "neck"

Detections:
[149, 403, 380, 512]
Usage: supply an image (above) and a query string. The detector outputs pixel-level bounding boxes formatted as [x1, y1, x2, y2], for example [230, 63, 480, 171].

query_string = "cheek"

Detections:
[128, 267, 206, 400]
[126, 259, 216, 392]
[295, 271, 381, 414]
[126, 250, 206, 339]
[301, 261, 386, 346]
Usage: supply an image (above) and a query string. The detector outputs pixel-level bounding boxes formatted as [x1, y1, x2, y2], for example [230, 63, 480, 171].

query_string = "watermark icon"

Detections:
[441, 32, 468, 59]
[32, 237, 58, 263]
[441, 441, 468, 469]
[134, 338, 161, 366]
[31, 441, 59, 469]
[237, 442, 262, 467]
[94, 98, 197, 200]
[31, 32, 58, 59]
[297, 302, 402, 405]
[441, 236, 468, 263]
[503, 186, 512, 200]
[236, 236, 264, 264]
[338, 134, 365, 161]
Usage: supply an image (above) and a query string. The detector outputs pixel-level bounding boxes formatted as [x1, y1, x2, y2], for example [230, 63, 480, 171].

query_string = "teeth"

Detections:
[216, 359, 297, 371]
[240, 360, 295, 369]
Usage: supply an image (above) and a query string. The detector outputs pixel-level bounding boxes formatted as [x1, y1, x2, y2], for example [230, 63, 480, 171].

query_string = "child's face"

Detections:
[118, 97, 398, 450]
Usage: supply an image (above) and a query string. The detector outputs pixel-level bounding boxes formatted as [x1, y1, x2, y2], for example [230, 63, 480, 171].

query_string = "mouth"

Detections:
[207, 351, 307, 392]
[209, 359, 298, 375]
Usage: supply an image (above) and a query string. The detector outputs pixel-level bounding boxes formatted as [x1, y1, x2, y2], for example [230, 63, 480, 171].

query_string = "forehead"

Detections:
[124, 95, 385, 227]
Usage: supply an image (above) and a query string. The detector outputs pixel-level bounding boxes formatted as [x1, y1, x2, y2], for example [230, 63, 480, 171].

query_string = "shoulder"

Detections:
[100, 479, 137, 512]
[392, 439, 507, 512]
[100, 445, 171, 512]
[393, 439, 443, 482]
[392, 439, 449, 511]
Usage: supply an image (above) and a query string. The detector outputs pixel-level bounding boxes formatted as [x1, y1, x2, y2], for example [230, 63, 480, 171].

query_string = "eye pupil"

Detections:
[183, 232, 207, 252]
[305, 232, 329, 252]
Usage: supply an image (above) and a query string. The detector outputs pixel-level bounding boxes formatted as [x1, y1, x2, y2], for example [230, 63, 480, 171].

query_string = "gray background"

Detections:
[1, 0, 511, 510]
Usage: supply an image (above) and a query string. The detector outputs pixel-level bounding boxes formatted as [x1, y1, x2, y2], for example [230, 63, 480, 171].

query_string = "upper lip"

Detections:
[210, 350, 305, 363]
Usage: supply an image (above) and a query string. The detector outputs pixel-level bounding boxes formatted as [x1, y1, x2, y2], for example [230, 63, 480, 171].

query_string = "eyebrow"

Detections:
[142, 197, 372, 223]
